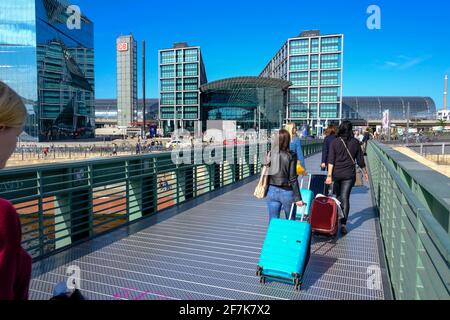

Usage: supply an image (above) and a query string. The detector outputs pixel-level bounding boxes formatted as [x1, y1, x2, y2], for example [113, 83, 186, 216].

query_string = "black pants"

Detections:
[334, 177, 355, 225]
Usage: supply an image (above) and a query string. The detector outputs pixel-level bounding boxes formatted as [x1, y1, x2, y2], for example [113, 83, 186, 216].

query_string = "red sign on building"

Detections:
[117, 42, 128, 52]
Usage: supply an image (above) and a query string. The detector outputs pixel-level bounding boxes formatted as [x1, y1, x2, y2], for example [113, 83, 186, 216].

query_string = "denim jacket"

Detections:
[290, 137, 306, 169]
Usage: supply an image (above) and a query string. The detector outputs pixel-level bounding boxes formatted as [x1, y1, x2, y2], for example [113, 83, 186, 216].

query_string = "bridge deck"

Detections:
[29, 153, 391, 300]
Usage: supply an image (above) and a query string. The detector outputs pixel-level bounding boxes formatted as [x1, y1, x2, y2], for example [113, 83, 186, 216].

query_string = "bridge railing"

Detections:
[0, 140, 323, 261]
[407, 143, 449, 156]
[367, 141, 450, 300]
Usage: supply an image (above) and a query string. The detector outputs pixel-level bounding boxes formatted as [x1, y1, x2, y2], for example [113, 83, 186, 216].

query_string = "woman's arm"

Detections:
[321, 137, 329, 168]
[325, 141, 336, 185]
[355, 141, 366, 168]
[326, 164, 334, 185]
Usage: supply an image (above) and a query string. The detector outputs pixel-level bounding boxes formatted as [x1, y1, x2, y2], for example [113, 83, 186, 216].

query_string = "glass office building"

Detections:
[159, 42, 207, 134]
[200, 77, 290, 131]
[95, 98, 159, 127]
[261, 30, 343, 134]
[0, 0, 95, 141]
[116, 34, 137, 127]
[343, 97, 437, 122]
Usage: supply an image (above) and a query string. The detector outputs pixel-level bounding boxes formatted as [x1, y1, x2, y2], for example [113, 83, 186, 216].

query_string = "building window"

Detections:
[311, 38, 319, 53]
[161, 65, 174, 78]
[184, 49, 198, 62]
[320, 54, 340, 69]
[176, 64, 183, 77]
[183, 77, 198, 91]
[290, 72, 309, 86]
[176, 78, 183, 91]
[320, 87, 339, 102]
[161, 79, 174, 91]
[161, 51, 175, 64]
[290, 39, 309, 55]
[309, 104, 318, 119]
[310, 71, 319, 86]
[310, 88, 318, 102]
[289, 88, 308, 103]
[320, 70, 340, 85]
[289, 55, 308, 71]
[321, 37, 340, 53]
[176, 92, 183, 105]
[310, 55, 319, 69]
[289, 104, 308, 119]
[161, 93, 174, 105]
[183, 92, 198, 105]
[320, 103, 339, 118]
[184, 63, 198, 76]
[176, 50, 183, 63]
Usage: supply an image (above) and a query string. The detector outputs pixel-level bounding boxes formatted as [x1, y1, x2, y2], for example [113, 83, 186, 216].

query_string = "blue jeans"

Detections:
[266, 186, 295, 222]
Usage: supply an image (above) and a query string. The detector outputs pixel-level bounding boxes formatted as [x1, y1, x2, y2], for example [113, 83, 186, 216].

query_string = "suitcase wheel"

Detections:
[256, 266, 263, 277]
[294, 279, 302, 291]
[293, 274, 302, 291]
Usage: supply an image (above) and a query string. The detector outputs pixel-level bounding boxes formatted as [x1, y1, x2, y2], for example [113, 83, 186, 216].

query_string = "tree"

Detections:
[437, 119, 446, 128]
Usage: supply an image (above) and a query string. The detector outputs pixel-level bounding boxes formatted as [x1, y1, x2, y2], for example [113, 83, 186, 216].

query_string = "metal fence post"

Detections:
[37, 171, 44, 258]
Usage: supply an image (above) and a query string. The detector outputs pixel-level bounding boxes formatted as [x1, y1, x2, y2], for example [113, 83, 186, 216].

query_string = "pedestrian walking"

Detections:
[362, 129, 371, 156]
[0, 81, 32, 300]
[321, 125, 337, 171]
[112, 143, 118, 156]
[287, 123, 307, 176]
[265, 129, 304, 222]
[325, 121, 369, 235]
[136, 142, 141, 155]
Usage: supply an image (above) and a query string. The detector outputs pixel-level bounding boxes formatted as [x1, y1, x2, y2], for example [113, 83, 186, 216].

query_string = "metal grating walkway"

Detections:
[29, 153, 391, 300]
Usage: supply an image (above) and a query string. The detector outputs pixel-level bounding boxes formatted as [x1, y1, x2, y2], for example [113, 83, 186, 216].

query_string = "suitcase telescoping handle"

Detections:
[300, 174, 312, 190]
[289, 203, 307, 222]
[324, 181, 333, 196]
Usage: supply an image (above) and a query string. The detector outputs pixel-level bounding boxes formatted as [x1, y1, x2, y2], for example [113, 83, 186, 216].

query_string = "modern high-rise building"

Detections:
[260, 30, 344, 134]
[116, 34, 138, 127]
[0, 0, 95, 141]
[158, 42, 207, 134]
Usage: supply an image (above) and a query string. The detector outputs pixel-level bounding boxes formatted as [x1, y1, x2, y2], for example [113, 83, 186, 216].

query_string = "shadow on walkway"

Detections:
[347, 207, 376, 235]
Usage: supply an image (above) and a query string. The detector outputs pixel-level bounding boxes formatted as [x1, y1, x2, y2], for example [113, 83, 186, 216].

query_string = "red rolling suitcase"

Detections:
[310, 193, 339, 237]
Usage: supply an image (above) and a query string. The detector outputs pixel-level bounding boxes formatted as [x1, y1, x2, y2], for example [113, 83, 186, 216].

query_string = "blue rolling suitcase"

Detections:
[257, 205, 312, 291]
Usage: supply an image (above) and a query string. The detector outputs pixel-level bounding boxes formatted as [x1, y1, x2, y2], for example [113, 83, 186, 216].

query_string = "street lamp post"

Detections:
[142, 40, 146, 140]
[406, 102, 410, 145]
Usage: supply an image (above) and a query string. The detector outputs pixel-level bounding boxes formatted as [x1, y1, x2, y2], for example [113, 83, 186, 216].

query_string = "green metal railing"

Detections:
[367, 141, 450, 300]
[0, 141, 323, 261]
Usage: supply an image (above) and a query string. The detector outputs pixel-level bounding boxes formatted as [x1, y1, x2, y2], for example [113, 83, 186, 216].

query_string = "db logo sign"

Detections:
[118, 42, 128, 52]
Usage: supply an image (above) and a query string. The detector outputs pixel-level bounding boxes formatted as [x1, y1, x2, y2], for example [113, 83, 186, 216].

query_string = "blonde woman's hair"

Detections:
[0, 81, 27, 128]
[284, 123, 296, 139]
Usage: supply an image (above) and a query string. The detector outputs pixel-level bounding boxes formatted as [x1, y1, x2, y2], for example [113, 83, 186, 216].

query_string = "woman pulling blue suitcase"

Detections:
[256, 129, 311, 291]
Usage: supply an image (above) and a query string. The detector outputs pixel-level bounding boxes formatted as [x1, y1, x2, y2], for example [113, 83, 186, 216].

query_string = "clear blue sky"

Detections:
[75, 0, 450, 109]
